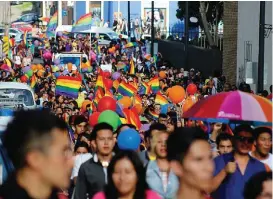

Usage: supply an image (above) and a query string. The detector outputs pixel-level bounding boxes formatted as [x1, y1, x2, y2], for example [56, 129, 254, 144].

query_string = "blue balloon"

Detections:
[161, 104, 169, 114]
[117, 128, 141, 151]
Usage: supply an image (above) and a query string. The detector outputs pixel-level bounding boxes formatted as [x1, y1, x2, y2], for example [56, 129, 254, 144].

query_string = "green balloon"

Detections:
[26, 70, 33, 77]
[98, 110, 120, 131]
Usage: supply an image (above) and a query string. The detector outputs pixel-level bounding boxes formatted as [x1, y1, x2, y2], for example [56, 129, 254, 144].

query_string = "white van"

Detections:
[0, 82, 36, 110]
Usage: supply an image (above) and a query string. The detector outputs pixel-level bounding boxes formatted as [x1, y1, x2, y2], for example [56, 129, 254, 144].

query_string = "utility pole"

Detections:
[258, 1, 265, 92]
[151, 1, 154, 56]
[184, 1, 189, 69]
[128, 1, 130, 39]
[4, 2, 10, 37]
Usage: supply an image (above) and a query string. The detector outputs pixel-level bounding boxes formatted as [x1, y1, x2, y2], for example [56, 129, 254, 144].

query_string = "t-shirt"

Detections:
[249, 152, 273, 170]
[71, 153, 92, 179]
[92, 190, 161, 199]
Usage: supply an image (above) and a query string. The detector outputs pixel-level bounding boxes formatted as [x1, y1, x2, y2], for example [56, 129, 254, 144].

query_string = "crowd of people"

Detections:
[0, 32, 272, 199]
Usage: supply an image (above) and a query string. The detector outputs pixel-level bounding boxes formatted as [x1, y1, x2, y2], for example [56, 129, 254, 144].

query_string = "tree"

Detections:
[176, 1, 223, 48]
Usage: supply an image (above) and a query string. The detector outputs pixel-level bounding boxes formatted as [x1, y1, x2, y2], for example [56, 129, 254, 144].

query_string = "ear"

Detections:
[170, 160, 183, 178]
[25, 151, 45, 170]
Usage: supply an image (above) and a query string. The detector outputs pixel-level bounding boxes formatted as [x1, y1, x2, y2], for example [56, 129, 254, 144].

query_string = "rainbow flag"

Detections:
[95, 86, 105, 100]
[133, 95, 142, 105]
[139, 82, 151, 95]
[129, 58, 135, 75]
[47, 11, 58, 31]
[148, 77, 160, 93]
[30, 75, 37, 88]
[61, 31, 70, 41]
[117, 81, 137, 97]
[9, 38, 15, 47]
[72, 13, 92, 32]
[95, 75, 105, 90]
[155, 93, 168, 105]
[56, 76, 82, 98]
[147, 109, 159, 120]
[105, 89, 114, 98]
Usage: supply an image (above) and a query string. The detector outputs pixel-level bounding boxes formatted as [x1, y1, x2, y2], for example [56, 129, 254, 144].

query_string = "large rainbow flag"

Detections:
[47, 12, 58, 31]
[72, 13, 92, 32]
[56, 76, 82, 98]
[118, 81, 137, 97]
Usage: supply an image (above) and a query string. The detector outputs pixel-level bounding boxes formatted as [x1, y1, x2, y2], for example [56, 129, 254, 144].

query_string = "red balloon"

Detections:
[103, 71, 111, 78]
[89, 112, 101, 127]
[187, 83, 197, 95]
[20, 75, 28, 83]
[98, 96, 116, 112]
[104, 79, 113, 90]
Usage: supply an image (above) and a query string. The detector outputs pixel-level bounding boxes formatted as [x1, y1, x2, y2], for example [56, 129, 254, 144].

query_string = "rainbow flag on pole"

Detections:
[147, 109, 159, 120]
[30, 74, 37, 88]
[56, 76, 82, 98]
[139, 82, 151, 95]
[118, 81, 137, 97]
[155, 93, 168, 105]
[148, 77, 160, 93]
[47, 11, 58, 31]
[72, 13, 92, 32]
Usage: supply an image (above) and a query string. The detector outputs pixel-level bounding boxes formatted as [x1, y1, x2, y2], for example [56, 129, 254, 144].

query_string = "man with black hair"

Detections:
[216, 133, 233, 156]
[210, 125, 267, 199]
[73, 115, 88, 143]
[158, 113, 168, 126]
[244, 171, 272, 199]
[0, 110, 74, 198]
[74, 122, 115, 199]
[139, 123, 167, 166]
[250, 127, 272, 170]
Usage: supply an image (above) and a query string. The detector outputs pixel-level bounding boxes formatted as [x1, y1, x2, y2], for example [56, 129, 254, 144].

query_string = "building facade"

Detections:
[236, 1, 272, 92]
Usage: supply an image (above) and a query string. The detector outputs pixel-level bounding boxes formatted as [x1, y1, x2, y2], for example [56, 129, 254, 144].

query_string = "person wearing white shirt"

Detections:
[249, 127, 273, 170]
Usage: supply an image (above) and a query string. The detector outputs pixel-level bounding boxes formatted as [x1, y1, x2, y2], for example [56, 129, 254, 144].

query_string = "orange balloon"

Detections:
[82, 100, 92, 112]
[67, 63, 73, 71]
[134, 103, 143, 114]
[31, 64, 37, 71]
[182, 97, 195, 113]
[168, 85, 186, 104]
[119, 96, 132, 108]
[37, 64, 43, 70]
[159, 71, 167, 79]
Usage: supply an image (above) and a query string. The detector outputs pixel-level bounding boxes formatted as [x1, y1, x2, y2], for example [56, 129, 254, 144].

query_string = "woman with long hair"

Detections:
[92, 150, 161, 199]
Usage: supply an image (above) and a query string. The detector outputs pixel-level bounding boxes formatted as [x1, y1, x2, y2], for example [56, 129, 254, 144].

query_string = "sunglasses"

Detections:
[236, 136, 254, 144]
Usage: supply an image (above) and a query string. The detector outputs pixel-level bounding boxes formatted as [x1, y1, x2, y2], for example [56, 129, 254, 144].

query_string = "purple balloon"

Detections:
[34, 40, 40, 46]
[22, 66, 30, 73]
[112, 72, 121, 80]
[62, 70, 68, 75]
[54, 58, 60, 65]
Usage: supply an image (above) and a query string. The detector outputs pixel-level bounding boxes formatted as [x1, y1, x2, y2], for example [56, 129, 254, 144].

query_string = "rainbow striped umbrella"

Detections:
[183, 91, 272, 125]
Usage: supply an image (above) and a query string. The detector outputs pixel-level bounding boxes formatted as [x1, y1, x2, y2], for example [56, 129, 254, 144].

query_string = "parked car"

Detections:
[0, 28, 22, 38]
[12, 13, 41, 25]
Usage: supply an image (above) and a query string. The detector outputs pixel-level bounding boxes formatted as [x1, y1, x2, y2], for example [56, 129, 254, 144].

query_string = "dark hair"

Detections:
[74, 141, 90, 153]
[3, 110, 67, 169]
[253, 127, 272, 140]
[167, 127, 207, 163]
[91, 122, 113, 140]
[270, 85, 272, 93]
[216, 133, 234, 148]
[158, 113, 167, 119]
[144, 123, 167, 141]
[116, 124, 136, 134]
[104, 150, 149, 199]
[234, 125, 253, 136]
[244, 171, 272, 199]
[74, 115, 87, 126]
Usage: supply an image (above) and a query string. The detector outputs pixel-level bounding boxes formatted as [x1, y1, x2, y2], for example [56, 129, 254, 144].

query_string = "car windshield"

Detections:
[0, 89, 34, 107]
[107, 32, 118, 39]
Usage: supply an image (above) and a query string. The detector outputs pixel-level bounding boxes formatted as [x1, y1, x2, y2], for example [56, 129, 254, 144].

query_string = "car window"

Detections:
[99, 33, 111, 40]
[20, 15, 28, 21]
[9, 29, 17, 34]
